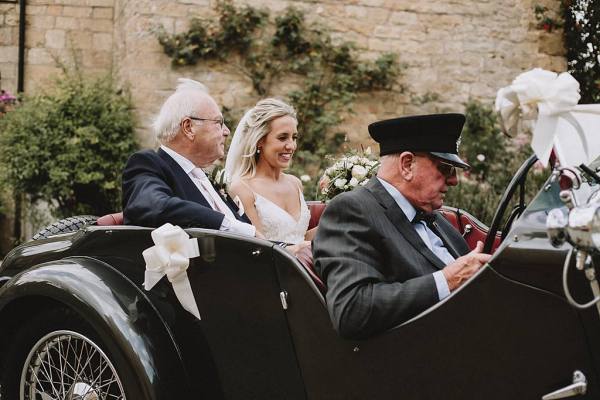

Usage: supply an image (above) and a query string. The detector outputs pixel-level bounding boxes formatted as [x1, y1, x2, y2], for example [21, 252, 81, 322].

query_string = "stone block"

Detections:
[92, 7, 113, 19]
[67, 31, 93, 49]
[81, 50, 113, 68]
[47, 5, 64, 16]
[177, 0, 210, 5]
[63, 6, 93, 18]
[45, 29, 66, 49]
[86, 18, 114, 32]
[55, 16, 80, 30]
[0, 27, 15, 46]
[25, 65, 62, 91]
[538, 32, 565, 56]
[0, 46, 18, 63]
[27, 15, 55, 30]
[27, 48, 54, 65]
[26, 5, 48, 16]
[5, 12, 19, 26]
[389, 11, 418, 25]
[93, 32, 113, 50]
[25, 29, 46, 47]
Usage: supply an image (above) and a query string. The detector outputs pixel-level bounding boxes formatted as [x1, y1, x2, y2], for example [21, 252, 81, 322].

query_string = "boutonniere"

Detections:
[208, 166, 228, 200]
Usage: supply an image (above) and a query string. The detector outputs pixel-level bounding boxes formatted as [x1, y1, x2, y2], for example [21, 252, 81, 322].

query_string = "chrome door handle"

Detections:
[542, 370, 587, 399]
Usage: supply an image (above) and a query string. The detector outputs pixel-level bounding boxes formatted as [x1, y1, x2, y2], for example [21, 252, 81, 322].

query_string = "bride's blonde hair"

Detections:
[226, 98, 297, 183]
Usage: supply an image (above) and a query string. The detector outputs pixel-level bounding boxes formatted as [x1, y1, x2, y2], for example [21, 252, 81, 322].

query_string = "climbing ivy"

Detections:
[156, 0, 401, 189]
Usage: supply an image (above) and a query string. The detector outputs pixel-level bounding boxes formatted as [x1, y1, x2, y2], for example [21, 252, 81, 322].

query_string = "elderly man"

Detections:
[313, 113, 491, 339]
[122, 78, 257, 236]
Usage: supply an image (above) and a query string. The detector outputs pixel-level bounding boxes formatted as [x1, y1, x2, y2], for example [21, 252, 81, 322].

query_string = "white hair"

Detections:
[152, 78, 210, 143]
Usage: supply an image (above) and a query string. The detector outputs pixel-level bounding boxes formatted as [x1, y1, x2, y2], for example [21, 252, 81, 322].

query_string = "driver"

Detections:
[313, 113, 492, 339]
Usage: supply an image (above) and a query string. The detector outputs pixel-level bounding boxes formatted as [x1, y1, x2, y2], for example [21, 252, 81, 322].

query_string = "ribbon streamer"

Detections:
[495, 68, 600, 167]
[142, 223, 201, 319]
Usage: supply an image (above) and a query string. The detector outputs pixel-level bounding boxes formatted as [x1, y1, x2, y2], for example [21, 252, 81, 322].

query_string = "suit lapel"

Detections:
[365, 177, 446, 270]
[157, 148, 213, 208]
[157, 149, 251, 223]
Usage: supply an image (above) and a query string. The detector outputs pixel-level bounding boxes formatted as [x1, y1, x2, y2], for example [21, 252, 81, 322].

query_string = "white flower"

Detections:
[368, 160, 378, 167]
[476, 154, 486, 162]
[349, 177, 359, 187]
[334, 178, 347, 188]
[349, 155, 360, 164]
[351, 165, 367, 180]
[360, 179, 369, 186]
[300, 174, 310, 182]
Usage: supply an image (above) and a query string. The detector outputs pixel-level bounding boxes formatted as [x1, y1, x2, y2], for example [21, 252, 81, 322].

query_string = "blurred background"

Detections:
[0, 0, 597, 255]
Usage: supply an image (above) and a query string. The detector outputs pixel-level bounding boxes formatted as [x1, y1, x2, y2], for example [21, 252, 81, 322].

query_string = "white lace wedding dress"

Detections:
[253, 188, 310, 244]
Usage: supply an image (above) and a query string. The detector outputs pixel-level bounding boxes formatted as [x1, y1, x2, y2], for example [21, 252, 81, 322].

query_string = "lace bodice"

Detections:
[253, 188, 310, 244]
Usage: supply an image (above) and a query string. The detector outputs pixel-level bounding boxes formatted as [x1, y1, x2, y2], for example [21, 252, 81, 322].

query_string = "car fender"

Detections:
[0, 256, 189, 399]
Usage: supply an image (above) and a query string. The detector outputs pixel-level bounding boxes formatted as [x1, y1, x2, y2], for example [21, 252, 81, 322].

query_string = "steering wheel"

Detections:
[483, 154, 539, 253]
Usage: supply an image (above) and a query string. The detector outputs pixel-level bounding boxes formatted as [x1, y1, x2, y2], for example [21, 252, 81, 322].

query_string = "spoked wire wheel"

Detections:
[20, 330, 126, 400]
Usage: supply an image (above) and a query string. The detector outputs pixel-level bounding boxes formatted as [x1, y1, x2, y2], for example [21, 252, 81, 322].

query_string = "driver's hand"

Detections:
[286, 241, 313, 269]
[442, 241, 491, 291]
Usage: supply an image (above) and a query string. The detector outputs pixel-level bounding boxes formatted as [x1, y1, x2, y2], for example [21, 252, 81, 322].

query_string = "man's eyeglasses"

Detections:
[188, 116, 225, 130]
[436, 160, 457, 178]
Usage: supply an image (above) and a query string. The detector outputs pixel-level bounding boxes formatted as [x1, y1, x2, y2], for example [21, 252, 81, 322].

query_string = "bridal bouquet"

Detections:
[318, 148, 379, 201]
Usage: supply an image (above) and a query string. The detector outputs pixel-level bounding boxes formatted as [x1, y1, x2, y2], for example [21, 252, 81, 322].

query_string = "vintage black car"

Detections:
[0, 155, 599, 400]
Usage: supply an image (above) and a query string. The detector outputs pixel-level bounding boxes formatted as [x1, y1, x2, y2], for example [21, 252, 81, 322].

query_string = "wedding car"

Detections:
[0, 151, 599, 400]
[2, 67, 600, 399]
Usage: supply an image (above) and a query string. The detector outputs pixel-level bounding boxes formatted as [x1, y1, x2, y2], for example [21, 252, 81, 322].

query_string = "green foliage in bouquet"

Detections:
[564, 0, 600, 103]
[156, 0, 400, 195]
[317, 148, 379, 201]
[445, 100, 549, 226]
[0, 72, 138, 218]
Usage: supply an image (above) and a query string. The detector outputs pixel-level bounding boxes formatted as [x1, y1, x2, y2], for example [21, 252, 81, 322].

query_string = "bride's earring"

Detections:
[257, 148, 261, 155]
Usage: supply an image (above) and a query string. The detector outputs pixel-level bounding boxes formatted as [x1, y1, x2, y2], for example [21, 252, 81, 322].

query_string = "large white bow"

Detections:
[495, 68, 600, 166]
[142, 223, 201, 319]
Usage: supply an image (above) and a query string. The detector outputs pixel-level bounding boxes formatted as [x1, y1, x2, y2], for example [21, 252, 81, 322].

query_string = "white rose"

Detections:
[360, 179, 369, 186]
[349, 177, 359, 187]
[349, 155, 360, 164]
[476, 154, 486, 162]
[300, 174, 310, 182]
[351, 165, 367, 180]
[334, 178, 347, 188]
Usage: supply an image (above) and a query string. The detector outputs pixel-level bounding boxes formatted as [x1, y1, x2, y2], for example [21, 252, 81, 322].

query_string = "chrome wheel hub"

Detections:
[20, 330, 125, 400]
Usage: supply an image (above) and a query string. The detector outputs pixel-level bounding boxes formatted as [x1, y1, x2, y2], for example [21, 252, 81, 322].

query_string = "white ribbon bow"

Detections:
[142, 223, 201, 319]
[495, 68, 600, 167]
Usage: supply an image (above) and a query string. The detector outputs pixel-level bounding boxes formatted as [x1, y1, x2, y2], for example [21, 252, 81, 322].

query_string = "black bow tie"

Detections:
[412, 211, 436, 225]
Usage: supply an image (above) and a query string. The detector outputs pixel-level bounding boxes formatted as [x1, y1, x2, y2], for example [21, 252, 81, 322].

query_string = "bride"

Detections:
[225, 98, 316, 250]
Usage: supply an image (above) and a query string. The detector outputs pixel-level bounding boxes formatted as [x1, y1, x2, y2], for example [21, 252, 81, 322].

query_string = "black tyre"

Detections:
[0, 307, 136, 400]
[32, 215, 98, 240]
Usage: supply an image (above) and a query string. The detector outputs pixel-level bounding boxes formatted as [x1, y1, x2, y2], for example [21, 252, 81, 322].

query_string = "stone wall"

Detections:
[113, 0, 566, 147]
[2, 0, 565, 147]
[0, 0, 115, 94]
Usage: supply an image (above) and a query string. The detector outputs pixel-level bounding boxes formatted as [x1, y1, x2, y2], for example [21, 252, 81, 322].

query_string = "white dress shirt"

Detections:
[377, 177, 452, 300]
[161, 145, 256, 237]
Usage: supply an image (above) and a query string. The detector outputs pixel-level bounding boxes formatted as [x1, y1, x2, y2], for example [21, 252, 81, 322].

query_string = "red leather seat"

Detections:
[96, 212, 124, 226]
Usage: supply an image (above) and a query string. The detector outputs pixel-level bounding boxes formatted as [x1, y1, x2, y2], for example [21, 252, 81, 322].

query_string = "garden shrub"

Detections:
[0, 72, 138, 218]
[445, 100, 549, 226]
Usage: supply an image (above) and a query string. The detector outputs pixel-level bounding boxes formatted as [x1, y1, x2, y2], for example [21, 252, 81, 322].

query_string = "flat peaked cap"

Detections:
[368, 113, 469, 168]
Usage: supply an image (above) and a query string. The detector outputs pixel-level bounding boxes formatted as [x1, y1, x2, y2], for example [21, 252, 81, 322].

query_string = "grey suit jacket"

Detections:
[313, 177, 469, 339]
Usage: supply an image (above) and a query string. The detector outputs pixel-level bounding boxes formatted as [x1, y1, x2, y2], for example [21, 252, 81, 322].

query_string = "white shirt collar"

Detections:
[160, 145, 202, 177]
[376, 177, 418, 221]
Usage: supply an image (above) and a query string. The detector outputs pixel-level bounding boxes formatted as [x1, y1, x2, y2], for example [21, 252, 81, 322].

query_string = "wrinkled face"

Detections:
[187, 96, 230, 166]
[258, 115, 298, 170]
[408, 154, 459, 212]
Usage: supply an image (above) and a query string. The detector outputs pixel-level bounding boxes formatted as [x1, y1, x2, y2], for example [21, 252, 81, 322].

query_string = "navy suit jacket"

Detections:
[122, 148, 250, 228]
